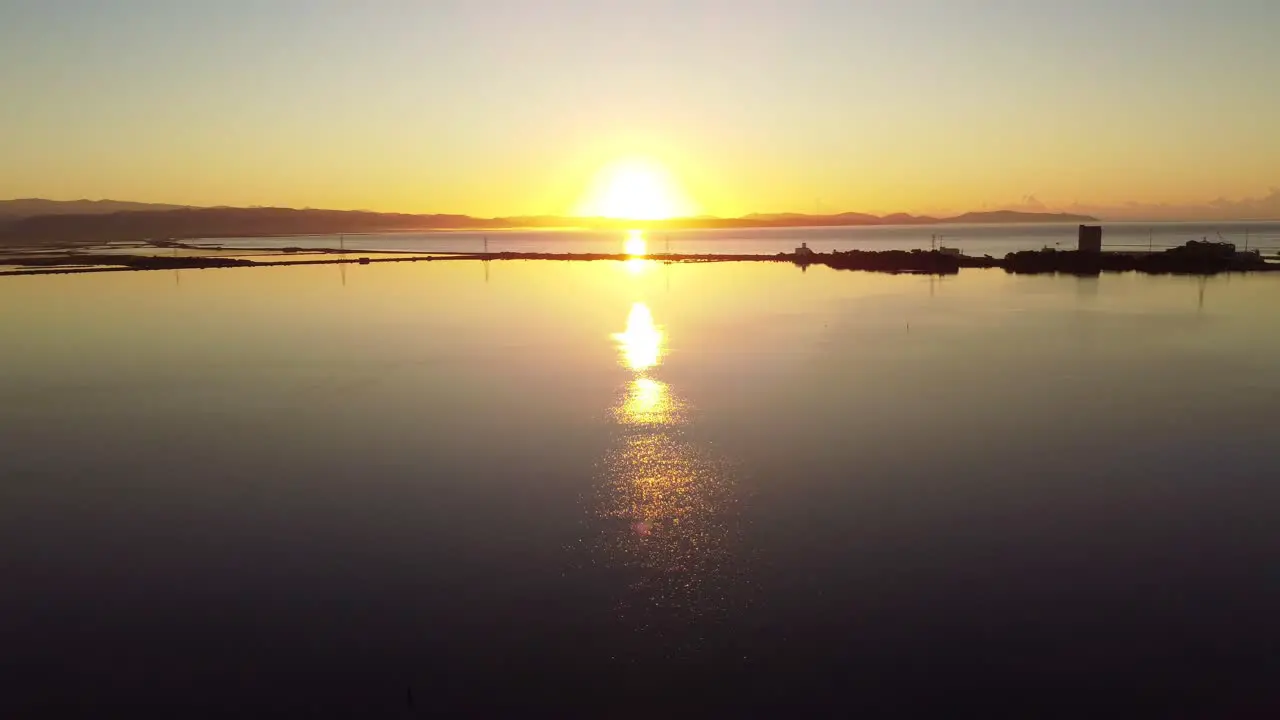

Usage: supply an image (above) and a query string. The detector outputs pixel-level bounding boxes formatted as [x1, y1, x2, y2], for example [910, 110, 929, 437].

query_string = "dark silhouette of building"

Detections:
[1078, 225, 1102, 253]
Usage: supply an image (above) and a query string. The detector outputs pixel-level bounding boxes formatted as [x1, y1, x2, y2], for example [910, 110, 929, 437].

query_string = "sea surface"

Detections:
[192, 221, 1280, 257]
[3, 260, 1280, 716]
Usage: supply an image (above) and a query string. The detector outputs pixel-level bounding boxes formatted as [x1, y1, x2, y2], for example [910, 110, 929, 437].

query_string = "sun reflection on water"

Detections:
[624, 230, 652, 275]
[593, 301, 744, 646]
[624, 229, 647, 257]
[612, 302, 663, 372]
[617, 377, 684, 427]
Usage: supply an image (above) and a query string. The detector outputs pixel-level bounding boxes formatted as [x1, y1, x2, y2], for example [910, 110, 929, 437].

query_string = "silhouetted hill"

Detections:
[940, 210, 1095, 224]
[744, 211, 883, 224]
[880, 212, 942, 224]
[727, 210, 1089, 227]
[0, 198, 190, 218]
[0, 201, 1099, 246]
[0, 207, 516, 245]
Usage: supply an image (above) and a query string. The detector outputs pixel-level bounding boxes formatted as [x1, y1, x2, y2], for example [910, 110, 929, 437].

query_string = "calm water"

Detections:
[3, 261, 1280, 716]
[195, 221, 1280, 257]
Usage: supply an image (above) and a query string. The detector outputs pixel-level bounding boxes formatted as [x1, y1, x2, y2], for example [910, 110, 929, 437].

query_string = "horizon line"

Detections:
[6, 197, 1280, 224]
[0, 198, 1102, 223]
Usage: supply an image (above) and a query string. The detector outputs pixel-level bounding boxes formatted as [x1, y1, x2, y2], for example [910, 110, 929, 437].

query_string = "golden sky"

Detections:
[2, 2, 1278, 219]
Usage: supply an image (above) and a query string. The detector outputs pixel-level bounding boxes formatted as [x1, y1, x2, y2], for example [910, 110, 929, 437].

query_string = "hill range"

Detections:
[0, 199, 1097, 246]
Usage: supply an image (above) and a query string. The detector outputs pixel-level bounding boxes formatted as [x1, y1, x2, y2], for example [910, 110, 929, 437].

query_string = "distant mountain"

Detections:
[716, 210, 1091, 228]
[940, 210, 1096, 224]
[743, 211, 883, 224]
[0, 200, 1099, 246]
[881, 212, 941, 224]
[0, 206, 510, 245]
[0, 198, 190, 218]
[743, 212, 810, 220]
[823, 212, 882, 225]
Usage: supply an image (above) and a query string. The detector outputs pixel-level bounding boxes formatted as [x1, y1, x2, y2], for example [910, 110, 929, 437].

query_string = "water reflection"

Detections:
[595, 301, 741, 646]
[612, 302, 664, 372]
[617, 377, 684, 427]
[624, 230, 652, 275]
[624, 229, 647, 257]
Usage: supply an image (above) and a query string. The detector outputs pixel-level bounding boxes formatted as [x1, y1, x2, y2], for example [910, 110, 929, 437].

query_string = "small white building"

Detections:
[795, 242, 816, 257]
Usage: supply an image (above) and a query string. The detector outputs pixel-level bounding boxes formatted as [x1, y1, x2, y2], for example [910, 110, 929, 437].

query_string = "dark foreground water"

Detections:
[2, 261, 1279, 717]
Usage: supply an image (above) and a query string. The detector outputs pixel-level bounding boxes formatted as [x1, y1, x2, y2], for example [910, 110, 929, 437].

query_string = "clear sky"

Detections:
[2, 0, 1277, 218]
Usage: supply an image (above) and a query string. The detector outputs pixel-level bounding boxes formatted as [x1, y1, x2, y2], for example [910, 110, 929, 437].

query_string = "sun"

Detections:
[577, 158, 694, 220]
[624, 229, 647, 256]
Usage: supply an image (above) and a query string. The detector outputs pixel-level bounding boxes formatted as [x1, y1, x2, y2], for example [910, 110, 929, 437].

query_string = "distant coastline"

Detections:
[0, 199, 1096, 247]
[4, 239, 1275, 278]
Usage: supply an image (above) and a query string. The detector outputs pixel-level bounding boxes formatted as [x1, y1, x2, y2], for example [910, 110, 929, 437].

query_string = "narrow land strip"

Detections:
[2, 241, 1275, 277]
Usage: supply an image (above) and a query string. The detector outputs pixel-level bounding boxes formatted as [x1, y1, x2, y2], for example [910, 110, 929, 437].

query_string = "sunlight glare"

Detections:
[613, 302, 664, 372]
[578, 159, 693, 220]
[617, 377, 681, 426]
[624, 229, 647, 256]
[623, 229, 652, 274]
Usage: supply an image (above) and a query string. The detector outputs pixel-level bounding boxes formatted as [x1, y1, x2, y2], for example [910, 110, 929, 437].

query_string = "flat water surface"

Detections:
[2, 261, 1279, 716]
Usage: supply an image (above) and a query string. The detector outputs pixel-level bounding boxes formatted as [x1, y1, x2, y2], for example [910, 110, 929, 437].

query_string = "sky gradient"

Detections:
[2, 0, 1278, 218]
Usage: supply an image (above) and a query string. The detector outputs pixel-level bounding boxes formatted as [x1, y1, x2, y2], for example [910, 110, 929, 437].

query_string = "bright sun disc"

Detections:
[624, 229, 647, 256]
[578, 159, 693, 220]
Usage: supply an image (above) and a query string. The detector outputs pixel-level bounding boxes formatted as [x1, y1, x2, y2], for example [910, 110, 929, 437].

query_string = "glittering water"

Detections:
[596, 307, 743, 650]
[3, 260, 1280, 716]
